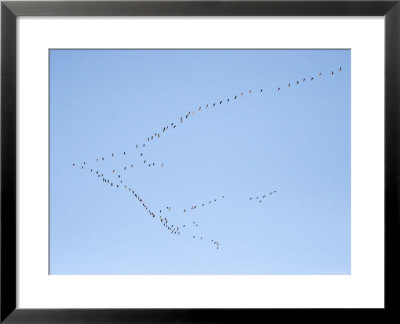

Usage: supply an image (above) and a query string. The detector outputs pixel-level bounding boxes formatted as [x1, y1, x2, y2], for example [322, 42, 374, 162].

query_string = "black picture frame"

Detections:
[1, 0, 399, 322]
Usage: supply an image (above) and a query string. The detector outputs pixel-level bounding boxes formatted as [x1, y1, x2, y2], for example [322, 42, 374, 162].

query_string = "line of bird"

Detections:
[250, 191, 277, 203]
[137, 67, 343, 150]
[183, 195, 225, 214]
[72, 160, 221, 249]
[72, 151, 164, 180]
[277, 67, 342, 91]
[74, 67, 343, 171]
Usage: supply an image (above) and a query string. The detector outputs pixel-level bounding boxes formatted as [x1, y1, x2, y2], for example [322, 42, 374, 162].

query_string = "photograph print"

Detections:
[49, 49, 350, 275]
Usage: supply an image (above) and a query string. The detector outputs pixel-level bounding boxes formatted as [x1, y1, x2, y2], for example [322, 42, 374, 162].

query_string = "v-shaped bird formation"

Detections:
[72, 67, 342, 250]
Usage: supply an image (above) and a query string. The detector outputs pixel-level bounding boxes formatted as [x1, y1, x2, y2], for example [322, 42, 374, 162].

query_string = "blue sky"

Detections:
[49, 49, 350, 275]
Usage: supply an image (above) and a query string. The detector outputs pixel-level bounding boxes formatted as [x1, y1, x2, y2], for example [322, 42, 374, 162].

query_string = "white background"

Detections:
[17, 17, 384, 308]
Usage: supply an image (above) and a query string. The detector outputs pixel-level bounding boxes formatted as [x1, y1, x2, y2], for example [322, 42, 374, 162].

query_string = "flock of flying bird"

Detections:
[183, 195, 225, 214]
[250, 191, 277, 203]
[73, 152, 226, 248]
[72, 67, 342, 250]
